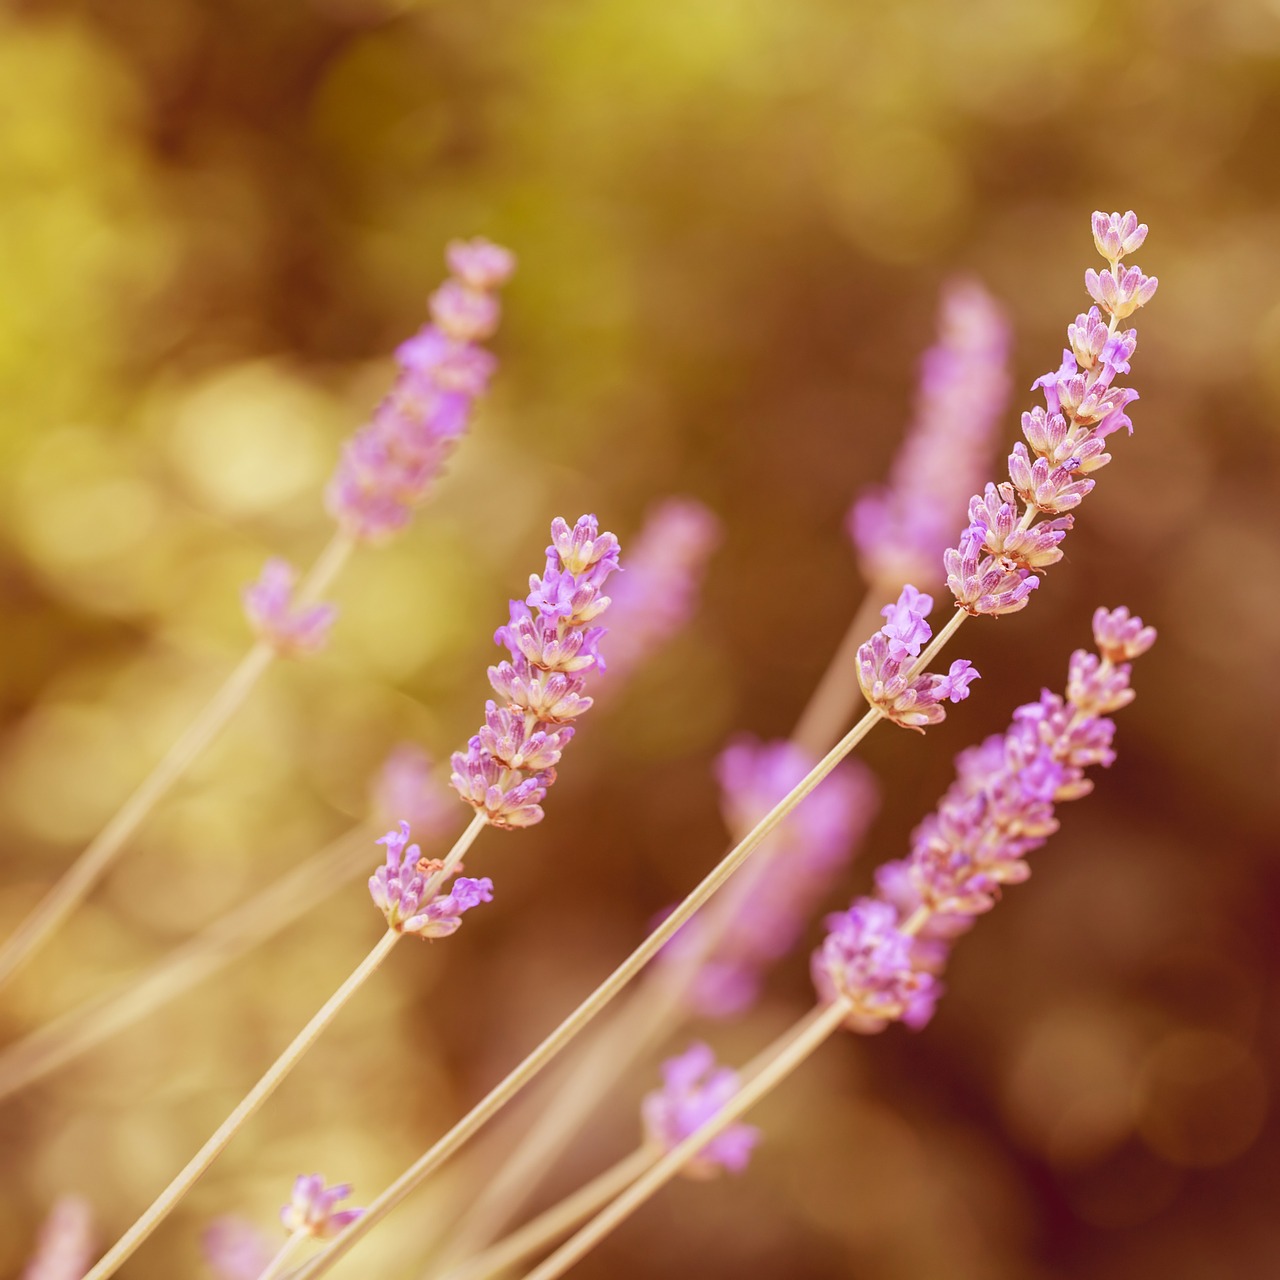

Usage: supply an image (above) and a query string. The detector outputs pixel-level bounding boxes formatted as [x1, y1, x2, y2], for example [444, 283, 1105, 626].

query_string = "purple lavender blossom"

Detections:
[817, 607, 1155, 1033]
[326, 238, 513, 543]
[641, 1043, 761, 1178]
[946, 212, 1157, 617]
[850, 279, 1011, 588]
[602, 499, 721, 683]
[811, 899, 938, 1032]
[903, 607, 1155, 921]
[242, 558, 337, 657]
[368, 821, 494, 938]
[663, 737, 879, 1018]
[370, 744, 456, 837]
[450, 515, 621, 829]
[856, 586, 979, 730]
[280, 1175, 365, 1239]
[202, 1217, 271, 1280]
[22, 1197, 94, 1280]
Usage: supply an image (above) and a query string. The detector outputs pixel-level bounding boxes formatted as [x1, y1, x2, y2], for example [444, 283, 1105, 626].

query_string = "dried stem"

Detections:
[0, 529, 356, 993]
[520, 1000, 851, 1280]
[0, 826, 374, 1102]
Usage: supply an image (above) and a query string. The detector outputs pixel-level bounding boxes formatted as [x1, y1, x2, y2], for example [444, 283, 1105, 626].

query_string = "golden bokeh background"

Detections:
[1, 0, 1278, 1275]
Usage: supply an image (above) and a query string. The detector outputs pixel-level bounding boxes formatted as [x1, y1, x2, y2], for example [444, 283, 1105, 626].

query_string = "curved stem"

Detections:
[0, 826, 374, 1103]
[520, 1000, 851, 1280]
[441, 1148, 658, 1280]
[82, 926, 400, 1280]
[0, 530, 356, 993]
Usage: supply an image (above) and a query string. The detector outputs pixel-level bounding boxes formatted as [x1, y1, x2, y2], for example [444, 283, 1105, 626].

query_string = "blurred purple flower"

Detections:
[326, 237, 513, 542]
[370, 744, 456, 837]
[602, 498, 721, 683]
[242, 558, 337, 657]
[663, 737, 879, 1018]
[451, 515, 621, 829]
[641, 1043, 761, 1178]
[22, 1197, 94, 1280]
[849, 278, 1011, 588]
[202, 1216, 271, 1280]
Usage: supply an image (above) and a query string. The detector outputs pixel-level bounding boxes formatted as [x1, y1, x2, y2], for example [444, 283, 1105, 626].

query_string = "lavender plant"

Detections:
[20, 1197, 94, 1280]
[78, 513, 619, 1280]
[0, 238, 514, 992]
[517, 608, 1156, 1279]
[292, 210, 1156, 1278]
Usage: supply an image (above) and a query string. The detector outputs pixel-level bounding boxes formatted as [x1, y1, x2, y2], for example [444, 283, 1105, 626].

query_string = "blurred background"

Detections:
[1, 0, 1278, 1275]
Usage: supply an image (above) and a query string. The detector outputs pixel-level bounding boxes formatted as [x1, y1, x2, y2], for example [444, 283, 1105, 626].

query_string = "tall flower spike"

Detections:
[850, 279, 1011, 588]
[242, 558, 337, 657]
[857, 586, 979, 730]
[451, 515, 621, 828]
[660, 738, 879, 1018]
[601, 498, 721, 683]
[816, 607, 1155, 1035]
[946, 212, 1157, 619]
[326, 238, 514, 543]
[22, 1197, 94, 1280]
[368, 821, 493, 938]
[641, 1043, 761, 1178]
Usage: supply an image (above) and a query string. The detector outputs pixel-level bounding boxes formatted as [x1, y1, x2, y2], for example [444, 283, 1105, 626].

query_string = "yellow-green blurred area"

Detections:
[1, 0, 1279, 1275]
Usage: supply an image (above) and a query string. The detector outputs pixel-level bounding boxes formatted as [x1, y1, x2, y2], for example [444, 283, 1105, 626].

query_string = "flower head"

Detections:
[370, 744, 455, 837]
[452, 516, 621, 829]
[946, 213, 1156, 617]
[202, 1217, 272, 1280]
[857, 586, 979, 730]
[850, 279, 1012, 587]
[242, 559, 337, 657]
[22, 1197, 94, 1280]
[326, 239, 513, 542]
[281, 1175, 364, 1239]
[602, 499, 721, 683]
[812, 899, 938, 1032]
[368, 821, 494, 937]
[641, 1044, 761, 1178]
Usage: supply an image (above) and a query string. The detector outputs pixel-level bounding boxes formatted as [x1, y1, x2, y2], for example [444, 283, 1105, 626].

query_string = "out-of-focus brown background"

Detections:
[1, 0, 1278, 1275]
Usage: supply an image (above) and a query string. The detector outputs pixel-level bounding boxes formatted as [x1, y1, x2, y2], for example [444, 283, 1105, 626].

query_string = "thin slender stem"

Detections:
[81, 926, 401, 1280]
[257, 1231, 306, 1280]
[292, 709, 886, 1280]
[0, 826, 374, 1103]
[441, 1148, 658, 1280]
[520, 1000, 852, 1280]
[0, 529, 356, 993]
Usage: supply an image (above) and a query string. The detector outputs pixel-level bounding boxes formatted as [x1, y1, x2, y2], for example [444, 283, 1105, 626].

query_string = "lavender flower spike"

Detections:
[202, 1217, 271, 1280]
[281, 1175, 365, 1239]
[370, 743, 455, 838]
[368, 821, 494, 939]
[850, 279, 1011, 587]
[326, 238, 514, 543]
[451, 515, 621, 828]
[22, 1197, 94, 1280]
[602, 498, 721, 683]
[641, 1043, 761, 1178]
[242, 558, 337, 656]
[817, 606, 1156, 1038]
[946, 212, 1158, 618]
[857, 585, 979, 730]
